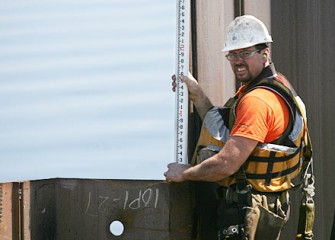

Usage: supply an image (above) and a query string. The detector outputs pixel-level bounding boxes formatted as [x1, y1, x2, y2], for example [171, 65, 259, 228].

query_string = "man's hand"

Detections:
[171, 73, 213, 120]
[164, 136, 258, 183]
[164, 163, 191, 183]
[171, 73, 199, 102]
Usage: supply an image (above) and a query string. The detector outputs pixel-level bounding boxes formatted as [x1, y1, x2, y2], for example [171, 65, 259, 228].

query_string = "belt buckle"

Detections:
[218, 225, 240, 239]
[235, 184, 252, 194]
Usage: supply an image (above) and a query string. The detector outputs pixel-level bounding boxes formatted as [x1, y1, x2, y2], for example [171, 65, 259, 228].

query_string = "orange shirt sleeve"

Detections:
[230, 88, 290, 143]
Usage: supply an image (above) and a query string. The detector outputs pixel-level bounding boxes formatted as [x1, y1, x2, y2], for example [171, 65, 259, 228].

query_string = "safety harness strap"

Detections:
[264, 151, 276, 185]
[219, 96, 238, 131]
[248, 143, 302, 162]
[246, 158, 301, 180]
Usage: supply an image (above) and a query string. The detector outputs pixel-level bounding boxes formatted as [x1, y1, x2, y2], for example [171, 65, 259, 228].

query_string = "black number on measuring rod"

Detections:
[175, 0, 189, 164]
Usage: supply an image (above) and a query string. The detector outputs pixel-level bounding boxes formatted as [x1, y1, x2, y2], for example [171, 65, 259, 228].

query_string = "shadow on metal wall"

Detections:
[271, 1, 335, 239]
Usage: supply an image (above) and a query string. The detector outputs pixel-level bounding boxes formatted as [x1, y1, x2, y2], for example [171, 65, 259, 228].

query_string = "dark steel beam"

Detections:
[1, 179, 193, 240]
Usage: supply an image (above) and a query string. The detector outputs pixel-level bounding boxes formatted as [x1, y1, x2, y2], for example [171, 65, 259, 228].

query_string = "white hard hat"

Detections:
[222, 15, 273, 52]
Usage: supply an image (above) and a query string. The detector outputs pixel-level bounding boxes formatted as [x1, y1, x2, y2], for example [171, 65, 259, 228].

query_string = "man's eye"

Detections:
[240, 51, 252, 58]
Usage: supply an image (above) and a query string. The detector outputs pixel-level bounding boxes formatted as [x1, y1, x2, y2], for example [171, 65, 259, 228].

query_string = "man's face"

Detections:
[227, 46, 266, 84]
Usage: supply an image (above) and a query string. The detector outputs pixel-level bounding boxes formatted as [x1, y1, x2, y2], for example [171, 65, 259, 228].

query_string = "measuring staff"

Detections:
[174, 0, 190, 164]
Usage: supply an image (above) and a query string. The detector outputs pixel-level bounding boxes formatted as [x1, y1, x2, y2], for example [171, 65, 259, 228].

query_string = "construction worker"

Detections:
[165, 15, 313, 240]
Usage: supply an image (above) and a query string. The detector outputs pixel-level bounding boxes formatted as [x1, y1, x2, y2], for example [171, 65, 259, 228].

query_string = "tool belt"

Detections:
[216, 184, 251, 205]
[216, 184, 250, 240]
[216, 185, 290, 240]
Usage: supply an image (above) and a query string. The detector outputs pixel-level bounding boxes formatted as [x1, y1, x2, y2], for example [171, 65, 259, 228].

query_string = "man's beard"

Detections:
[234, 65, 253, 84]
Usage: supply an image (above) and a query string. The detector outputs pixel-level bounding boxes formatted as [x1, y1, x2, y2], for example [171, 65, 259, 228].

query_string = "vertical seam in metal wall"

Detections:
[12, 183, 19, 240]
[234, 0, 245, 91]
[189, 0, 202, 162]
[234, 0, 245, 17]
[19, 182, 23, 240]
[0, 184, 3, 225]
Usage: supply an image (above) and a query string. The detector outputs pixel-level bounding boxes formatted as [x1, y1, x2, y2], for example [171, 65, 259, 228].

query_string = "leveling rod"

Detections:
[175, 0, 190, 164]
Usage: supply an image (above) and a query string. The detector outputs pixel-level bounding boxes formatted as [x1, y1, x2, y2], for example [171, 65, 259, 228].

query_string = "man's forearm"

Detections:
[192, 89, 213, 120]
[180, 75, 213, 120]
[182, 156, 232, 182]
[181, 136, 258, 182]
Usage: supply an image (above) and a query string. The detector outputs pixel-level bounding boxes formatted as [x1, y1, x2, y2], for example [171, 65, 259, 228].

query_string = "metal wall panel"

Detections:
[194, 0, 235, 106]
[0, 179, 193, 240]
[192, 1, 328, 239]
[0, 183, 13, 240]
[271, 1, 335, 239]
[0, 183, 23, 240]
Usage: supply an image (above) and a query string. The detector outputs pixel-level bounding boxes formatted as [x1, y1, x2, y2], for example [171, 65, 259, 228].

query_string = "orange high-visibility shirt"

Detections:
[230, 86, 290, 143]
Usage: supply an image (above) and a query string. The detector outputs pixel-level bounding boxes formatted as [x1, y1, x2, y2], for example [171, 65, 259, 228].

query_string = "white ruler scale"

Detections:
[175, 0, 190, 164]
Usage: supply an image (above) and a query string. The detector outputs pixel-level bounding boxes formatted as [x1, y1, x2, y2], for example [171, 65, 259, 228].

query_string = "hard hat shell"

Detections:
[222, 15, 273, 52]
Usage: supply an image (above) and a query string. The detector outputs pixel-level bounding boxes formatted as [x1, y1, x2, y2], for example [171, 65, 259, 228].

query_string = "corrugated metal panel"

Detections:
[271, 1, 335, 239]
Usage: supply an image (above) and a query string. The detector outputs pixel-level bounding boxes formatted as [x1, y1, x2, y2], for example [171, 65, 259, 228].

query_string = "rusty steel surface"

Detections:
[0, 184, 2, 224]
[22, 181, 31, 240]
[0, 178, 193, 240]
[0, 183, 13, 240]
